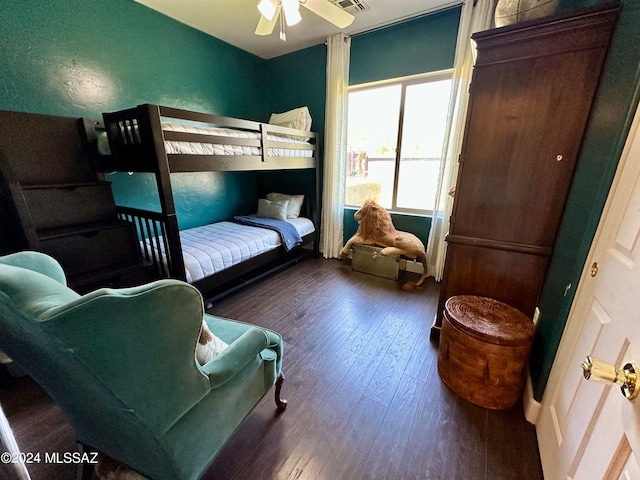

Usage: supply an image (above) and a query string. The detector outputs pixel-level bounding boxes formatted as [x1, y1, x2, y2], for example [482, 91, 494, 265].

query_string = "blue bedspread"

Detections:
[233, 216, 302, 252]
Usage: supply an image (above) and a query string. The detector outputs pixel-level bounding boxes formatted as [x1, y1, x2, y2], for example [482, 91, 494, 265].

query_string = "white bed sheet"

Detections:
[162, 122, 313, 157]
[144, 218, 314, 283]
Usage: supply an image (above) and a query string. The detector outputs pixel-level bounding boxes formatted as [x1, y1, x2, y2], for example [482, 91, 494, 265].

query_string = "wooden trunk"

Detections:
[437, 296, 536, 409]
[351, 244, 399, 280]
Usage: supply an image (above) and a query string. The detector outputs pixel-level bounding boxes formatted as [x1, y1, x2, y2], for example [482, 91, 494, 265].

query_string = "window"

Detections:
[345, 72, 452, 214]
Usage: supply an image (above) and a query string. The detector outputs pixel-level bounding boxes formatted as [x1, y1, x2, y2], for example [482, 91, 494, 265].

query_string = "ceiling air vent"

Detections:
[333, 0, 370, 13]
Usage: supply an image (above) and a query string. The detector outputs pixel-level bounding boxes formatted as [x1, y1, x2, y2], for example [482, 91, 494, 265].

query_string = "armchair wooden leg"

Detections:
[275, 372, 288, 411]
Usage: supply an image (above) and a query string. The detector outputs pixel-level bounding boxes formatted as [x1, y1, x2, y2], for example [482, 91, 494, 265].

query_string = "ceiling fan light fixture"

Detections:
[257, 0, 278, 21]
[255, 0, 355, 39]
[282, 0, 302, 26]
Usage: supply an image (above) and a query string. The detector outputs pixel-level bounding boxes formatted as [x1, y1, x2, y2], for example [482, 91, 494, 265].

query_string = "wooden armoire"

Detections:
[431, 4, 619, 338]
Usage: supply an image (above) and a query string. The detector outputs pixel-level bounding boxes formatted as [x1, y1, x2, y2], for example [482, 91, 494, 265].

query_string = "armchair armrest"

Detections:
[200, 327, 269, 388]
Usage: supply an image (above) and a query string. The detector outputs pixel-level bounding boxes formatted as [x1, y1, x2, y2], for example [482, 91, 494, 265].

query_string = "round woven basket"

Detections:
[437, 295, 535, 409]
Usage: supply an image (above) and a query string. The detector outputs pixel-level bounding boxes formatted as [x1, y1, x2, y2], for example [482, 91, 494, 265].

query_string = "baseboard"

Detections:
[523, 369, 541, 425]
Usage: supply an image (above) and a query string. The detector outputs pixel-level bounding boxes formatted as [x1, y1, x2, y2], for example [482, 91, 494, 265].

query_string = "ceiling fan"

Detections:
[256, 0, 355, 40]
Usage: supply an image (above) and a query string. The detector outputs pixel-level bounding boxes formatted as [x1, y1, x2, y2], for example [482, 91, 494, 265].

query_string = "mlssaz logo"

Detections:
[45, 451, 99, 464]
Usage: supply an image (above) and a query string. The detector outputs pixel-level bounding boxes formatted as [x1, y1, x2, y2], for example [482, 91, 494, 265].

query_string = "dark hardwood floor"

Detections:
[0, 257, 544, 480]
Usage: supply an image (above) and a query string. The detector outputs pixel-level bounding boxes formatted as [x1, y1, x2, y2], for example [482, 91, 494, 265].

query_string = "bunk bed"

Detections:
[95, 104, 319, 300]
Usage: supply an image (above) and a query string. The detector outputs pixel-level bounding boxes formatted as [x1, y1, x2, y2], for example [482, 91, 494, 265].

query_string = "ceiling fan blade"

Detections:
[303, 0, 355, 29]
[255, 4, 282, 35]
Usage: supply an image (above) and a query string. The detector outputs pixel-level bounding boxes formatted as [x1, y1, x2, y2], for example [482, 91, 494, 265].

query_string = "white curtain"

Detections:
[320, 32, 351, 258]
[0, 400, 31, 479]
[426, 0, 496, 280]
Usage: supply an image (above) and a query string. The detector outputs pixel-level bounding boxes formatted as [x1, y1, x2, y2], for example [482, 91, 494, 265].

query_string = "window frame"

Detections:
[345, 69, 453, 215]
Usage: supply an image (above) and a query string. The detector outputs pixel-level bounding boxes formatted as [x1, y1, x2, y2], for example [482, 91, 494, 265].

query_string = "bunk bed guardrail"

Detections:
[116, 205, 174, 279]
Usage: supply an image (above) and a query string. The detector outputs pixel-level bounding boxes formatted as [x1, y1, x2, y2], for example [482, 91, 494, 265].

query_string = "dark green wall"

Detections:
[0, 0, 265, 119]
[350, 7, 461, 85]
[108, 171, 258, 230]
[530, 0, 640, 400]
[260, 44, 327, 207]
[262, 44, 327, 138]
[343, 207, 432, 249]
[0, 0, 267, 230]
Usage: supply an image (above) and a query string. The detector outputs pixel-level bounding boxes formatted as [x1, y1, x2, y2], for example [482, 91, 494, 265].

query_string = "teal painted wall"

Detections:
[343, 207, 432, 249]
[108, 171, 258, 230]
[350, 6, 461, 86]
[0, 1, 265, 119]
[0, 0, 267, 230]
[262, 44, 327, 138]
[530, 0, 640, 400]
[259, 44, 327, 206]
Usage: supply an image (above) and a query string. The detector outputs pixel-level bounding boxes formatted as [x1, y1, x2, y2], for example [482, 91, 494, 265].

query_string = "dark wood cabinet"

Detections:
[432, 5, 619, 337]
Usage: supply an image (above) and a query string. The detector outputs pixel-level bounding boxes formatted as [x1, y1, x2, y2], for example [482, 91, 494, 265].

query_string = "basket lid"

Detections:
[444, 295, 535, 346]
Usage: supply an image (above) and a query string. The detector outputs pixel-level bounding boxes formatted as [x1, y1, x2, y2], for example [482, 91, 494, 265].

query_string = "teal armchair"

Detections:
[0, 251, 286, 480]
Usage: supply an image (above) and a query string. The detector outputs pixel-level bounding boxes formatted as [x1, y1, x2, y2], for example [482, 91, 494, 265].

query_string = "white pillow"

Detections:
[196, 321, 229, 365]
[256, 198, 289, 220]
[269, 106, 311, 130]
[266, 192, 304, 219]
[269, 107, 312, 141]
[97, 132, 112, 155]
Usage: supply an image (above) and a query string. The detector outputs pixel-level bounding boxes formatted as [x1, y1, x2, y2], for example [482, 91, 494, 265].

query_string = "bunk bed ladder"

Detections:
[145, 104, 188, 283]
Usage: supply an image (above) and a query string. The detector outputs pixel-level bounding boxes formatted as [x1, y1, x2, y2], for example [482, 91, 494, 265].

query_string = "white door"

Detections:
[536, 100, 640, 480]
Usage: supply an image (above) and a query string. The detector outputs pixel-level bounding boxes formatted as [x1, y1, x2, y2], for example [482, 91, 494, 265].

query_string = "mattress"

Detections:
[162, 122, 313, 157]
[98, 122, 313, 158]
[144, 218, 315, 283]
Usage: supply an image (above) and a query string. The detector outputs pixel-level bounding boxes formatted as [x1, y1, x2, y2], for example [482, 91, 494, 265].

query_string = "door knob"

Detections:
[581, 356, 639, 400]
